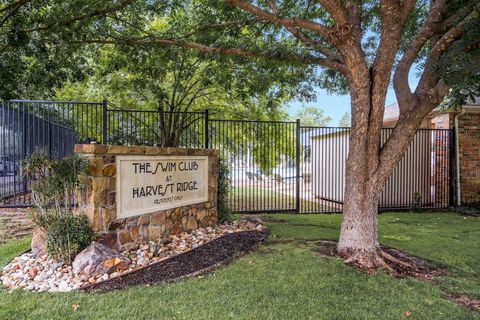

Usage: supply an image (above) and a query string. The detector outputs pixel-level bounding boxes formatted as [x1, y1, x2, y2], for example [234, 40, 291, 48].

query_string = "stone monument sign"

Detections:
[75, 144, 219, 249]
[116, 155, 209, 218]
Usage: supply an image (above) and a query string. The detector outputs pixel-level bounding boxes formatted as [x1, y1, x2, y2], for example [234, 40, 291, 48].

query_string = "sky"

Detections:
[287, 67, 420, 125]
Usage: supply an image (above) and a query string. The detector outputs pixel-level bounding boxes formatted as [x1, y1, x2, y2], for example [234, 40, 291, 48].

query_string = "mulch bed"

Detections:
[444, 292, 480, 312]
[316, 240, 446, 279]
[83, 230, 268, 293]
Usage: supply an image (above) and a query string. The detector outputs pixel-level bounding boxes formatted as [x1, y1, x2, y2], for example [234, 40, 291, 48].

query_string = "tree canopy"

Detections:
[55, 44, 305, 121]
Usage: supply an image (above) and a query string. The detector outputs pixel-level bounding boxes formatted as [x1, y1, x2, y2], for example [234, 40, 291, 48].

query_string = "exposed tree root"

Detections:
[317, 241, 446, 279]
[380, 249, 417, 271]
[341, 248, 393, 272]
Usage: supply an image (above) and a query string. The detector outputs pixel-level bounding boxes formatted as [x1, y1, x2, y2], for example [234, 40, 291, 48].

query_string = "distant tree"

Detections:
[293, 105, 331, 127]
[56, 44, 307, 146]
[56, 44, 300, 169]
[338, 112, 351, 127]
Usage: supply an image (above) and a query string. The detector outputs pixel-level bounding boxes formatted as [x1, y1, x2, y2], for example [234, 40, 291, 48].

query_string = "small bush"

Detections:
[34, 212, 94, 263]
[411, 192, 423, 212]
[23, 152, 88, 213]
[23, 152, 93, 262]
[217, 158, 232, 222]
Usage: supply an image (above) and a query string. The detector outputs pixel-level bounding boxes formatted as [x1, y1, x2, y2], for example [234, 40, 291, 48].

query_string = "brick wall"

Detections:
[430, 113, 453, 205]
[457, 113, 480, 204]
[75, 144, 219, 249]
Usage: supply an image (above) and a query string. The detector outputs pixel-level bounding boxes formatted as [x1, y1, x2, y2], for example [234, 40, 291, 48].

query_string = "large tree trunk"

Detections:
[335, 86, 432, 269]
[337, 152, 386, 269]
[335, 78, 389, 268]
[337, 169, 386, 268]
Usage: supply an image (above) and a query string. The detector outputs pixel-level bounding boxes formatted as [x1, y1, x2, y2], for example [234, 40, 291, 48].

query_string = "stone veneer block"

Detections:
[76, 144, 219, 249]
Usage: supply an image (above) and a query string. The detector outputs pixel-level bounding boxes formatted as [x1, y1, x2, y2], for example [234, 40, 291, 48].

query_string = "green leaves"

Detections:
[23, 152, 87, 211]
[292, 105, 332, 127]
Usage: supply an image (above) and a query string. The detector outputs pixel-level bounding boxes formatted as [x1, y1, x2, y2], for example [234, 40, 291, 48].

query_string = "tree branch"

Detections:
[415, 9, 479, 98]
[366, 0, 416, 158]
[393, 0, 448, 114]
[265, 0, 345, 67]
[374, 3, 479, 189]
[0, 0, 30, 14]
[426, 9, 478, 63]
[83, 37, 347, 71]
[316, 0, 349, 25]
[0, 0, 30, 27]
[227, 0, 333, 38]
[180, 18, 261, 39]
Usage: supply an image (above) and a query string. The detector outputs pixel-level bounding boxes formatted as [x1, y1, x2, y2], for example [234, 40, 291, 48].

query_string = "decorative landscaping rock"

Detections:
[31, 228, 47, 257]
[1, 220, 266, 293]
[72, 242, 130, 277]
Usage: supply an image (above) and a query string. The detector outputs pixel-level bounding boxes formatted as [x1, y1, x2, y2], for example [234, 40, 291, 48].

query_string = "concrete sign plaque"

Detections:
[116, 155, 209, 219]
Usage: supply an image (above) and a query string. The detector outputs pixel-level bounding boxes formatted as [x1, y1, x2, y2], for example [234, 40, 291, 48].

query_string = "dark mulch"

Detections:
[316, 240, 447, 279]
[455, 204, 480, 217]
[444, 292, 480, 311]
[83, 230, 268, 293]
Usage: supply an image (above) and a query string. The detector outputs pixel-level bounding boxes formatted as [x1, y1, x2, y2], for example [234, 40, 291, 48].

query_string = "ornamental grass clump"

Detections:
[23, 152, 93, 263]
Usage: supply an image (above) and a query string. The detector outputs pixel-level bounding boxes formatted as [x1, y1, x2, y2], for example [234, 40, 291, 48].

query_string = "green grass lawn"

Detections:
[228, 186, 329, 212]
[1, 212, 479, 319]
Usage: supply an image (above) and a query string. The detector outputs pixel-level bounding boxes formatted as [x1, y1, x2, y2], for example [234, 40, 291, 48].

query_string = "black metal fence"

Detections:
[0, 100, 453, 212]
[299, 127, 452, 213]
[209, 119, 298, 213]
[106, 108, 206, 148]
[0, 101, 82, 205]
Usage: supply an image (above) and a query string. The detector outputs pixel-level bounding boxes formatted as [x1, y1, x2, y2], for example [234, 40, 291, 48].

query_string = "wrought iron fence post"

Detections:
[102, 100, 108, 144]
[48, 122, 53, 159]
[21, 102, 28, 195]
[204, 109, 209, 149]
[296, 118, 301, 213]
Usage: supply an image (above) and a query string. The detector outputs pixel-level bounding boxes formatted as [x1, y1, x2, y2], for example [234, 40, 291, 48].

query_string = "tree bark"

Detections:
[337, 185, 385, 268]
[335, 77, 389, 268]
[335, 88, 439, 270]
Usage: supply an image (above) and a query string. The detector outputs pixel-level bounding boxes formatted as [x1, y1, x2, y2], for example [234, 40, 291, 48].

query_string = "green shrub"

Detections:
[23, 152, 88, 213]
[23, 152, 93, 262]
[34, 212, 94, 263]
[411, 192, 423, 212]
[217, 158, 232, 222]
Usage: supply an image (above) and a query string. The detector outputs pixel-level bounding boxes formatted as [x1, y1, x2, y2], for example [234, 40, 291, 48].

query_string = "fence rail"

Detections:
[0, 100, 454, 212]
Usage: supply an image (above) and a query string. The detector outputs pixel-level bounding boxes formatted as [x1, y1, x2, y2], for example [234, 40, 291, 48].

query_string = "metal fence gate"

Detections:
[209, 120, 298, 213]
[0, 100, 453, 212]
